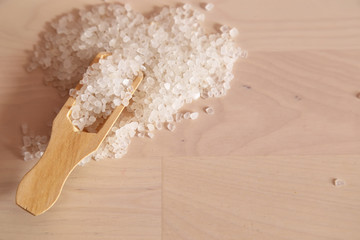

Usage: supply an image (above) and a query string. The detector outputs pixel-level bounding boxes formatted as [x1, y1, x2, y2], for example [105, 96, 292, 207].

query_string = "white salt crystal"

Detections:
[147, 132, 154, 138]
[122, 78, 130, 86]
[175, 112, 182, 122]
[229, 27, 239, 38]
[24, 152, 32, 161]
[183, 112, 191, 119]
[124, 3, 132, 11]
[109, 39, 116, 47]
[23, 136, 31, 147]
[123, 36, 130, 42]
[34, 151, 44, 159]
[334, 178, 345, 187]
[21, 123, 28, 135]
[204, 3, 214, 11]
[155, 122, 163, 130]
[164, 83, 171, 90]
[190, 112, 199, 120]
[147, 124, 155, 131]
[193, 91, 200, 100]
[204, 106, 214, 114]
[167, 123, 176, 132]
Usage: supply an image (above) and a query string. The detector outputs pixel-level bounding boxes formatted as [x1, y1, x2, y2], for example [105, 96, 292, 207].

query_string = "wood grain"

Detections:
[0, 0, 360, 239]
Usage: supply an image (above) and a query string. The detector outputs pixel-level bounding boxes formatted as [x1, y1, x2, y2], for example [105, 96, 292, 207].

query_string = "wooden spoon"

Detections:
[16, 52, 143, 216]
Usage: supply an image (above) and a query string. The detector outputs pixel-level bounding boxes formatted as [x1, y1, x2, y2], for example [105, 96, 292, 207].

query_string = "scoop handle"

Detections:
[15, 72, 144, 216]
[16, 98, 98, 215]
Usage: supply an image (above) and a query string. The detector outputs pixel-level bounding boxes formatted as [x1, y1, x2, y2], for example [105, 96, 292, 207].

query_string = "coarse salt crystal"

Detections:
[334, 178, 345, 187]
[204, 3, 214, 11]
[124, 3, 132, 11]
[167, 123, 176, 132]
[204, 106, 214, 114]
[183, 112, 191, 120]
[229, 27, 239, 38]
[21, 123, 28, 135]
[147, 123, 155, 131]
[190, 112, 199, 120]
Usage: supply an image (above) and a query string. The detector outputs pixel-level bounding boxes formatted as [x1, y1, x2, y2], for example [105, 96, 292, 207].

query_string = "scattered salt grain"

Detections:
[204, 106, 214, 114]
[147, 132, 155, 138]
[175, 112, 182, 122]
[229, 27, 239, 38]
[23, 136, 31, 147]
[167, 123, 176, 132]
[21, 123, 28, 135]
[124, 3, 132, 11]
[155, 122, 163, 130]
[334, 178, 345, 187]
[21, 130, 49, 161]
[204, 3, 214, 11]
[183, 112, 191, 120]
[147, 124, 155, 131]
[190, 112, 199, 120]
[24, 152, 32, 161]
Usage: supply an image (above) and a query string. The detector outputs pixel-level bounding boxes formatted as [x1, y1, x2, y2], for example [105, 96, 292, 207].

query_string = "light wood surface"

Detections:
[1, 0, 360, 239]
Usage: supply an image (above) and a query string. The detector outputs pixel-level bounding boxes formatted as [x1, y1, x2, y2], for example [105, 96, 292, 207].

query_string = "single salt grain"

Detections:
[124, 3, 132, 11]
[155, 122, 163, 130]
[334, 178, 345, 187]
[34, 151, 44, 159]
[164, 83, 171, 90]
[204, 106, 214, 114]
[183, 112, 191, 120]
[147, 132, 154, 138]
[24, 152, 32, 161]
[229, 27, 239, 38]
[240, 50, 248, 58]
[21, 123, 28, 134]
[175, 112, 182, 122]
[137, 132, 145, 137]
[123, 36, 130, 42]
[23, 136, 31, 147]
[190, 112, 199, 120]
[147, 124, 155, 131]
[167, 123, 176, 132]
[204, 3, 214, 11]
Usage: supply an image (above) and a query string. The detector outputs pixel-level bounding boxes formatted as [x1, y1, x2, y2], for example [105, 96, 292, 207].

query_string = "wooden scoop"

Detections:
[16, 52, 144, 216]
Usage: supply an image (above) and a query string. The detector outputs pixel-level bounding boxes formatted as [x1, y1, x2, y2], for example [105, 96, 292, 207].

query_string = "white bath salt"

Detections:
[23, 136, 31, 147]
[124, 3, 132, 11]
[21, 133, 48, 161]
[147, 132, 155, 138]
[25, 3, 244, 164]
[21, 123, 29, 135]
[155, 122, 163, 130]
[204, 106, 214, 114]
[190, 112, 199, 120]
[204, 3, 214, 11]
[167, 123, 176, 132]
[183, 112, 191, 120]
[334, 178, 346, 187]
[147, 123, 155, 131]
[175, 112, 182, 122]
[229, 27, 239, 38]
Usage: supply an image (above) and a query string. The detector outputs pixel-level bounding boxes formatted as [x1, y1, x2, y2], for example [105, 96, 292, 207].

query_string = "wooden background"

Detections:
[1, 0, 360, 239]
